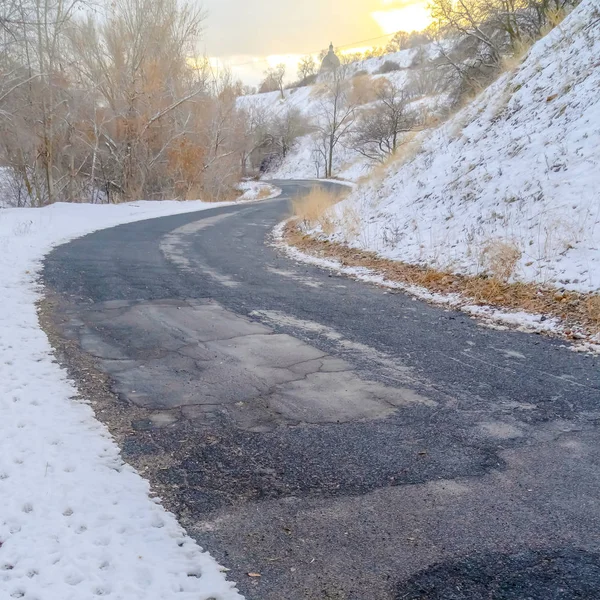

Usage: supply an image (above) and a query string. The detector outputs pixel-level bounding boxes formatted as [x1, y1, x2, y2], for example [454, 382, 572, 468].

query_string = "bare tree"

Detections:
[430, 0, 578, 65]
[67, 0, 246, 201]
[297, 55, 317, 82]
[314, 66, 356, 178]
[240, 102, 312, 174]
[386, 30, 431, 53]
[260, 63, 286, 99]
[0, 0, 255, 206]
[430, 0, 504, 66]
[271, 107, 312, 159]
[351, 79, 421, 162]
[0, 0, 87, 205]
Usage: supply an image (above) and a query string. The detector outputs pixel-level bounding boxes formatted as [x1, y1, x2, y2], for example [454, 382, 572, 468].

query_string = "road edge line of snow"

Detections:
[271, 219, 600, 356]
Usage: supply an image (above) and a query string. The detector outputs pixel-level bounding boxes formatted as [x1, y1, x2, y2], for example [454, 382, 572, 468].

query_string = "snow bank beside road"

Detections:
[237, 180, 282, 201]
[322, 0, 600, 293]
[0, 201, 242, 600]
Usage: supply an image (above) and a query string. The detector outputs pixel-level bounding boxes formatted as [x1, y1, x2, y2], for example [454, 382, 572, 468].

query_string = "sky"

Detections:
[200, 0, 432, 85]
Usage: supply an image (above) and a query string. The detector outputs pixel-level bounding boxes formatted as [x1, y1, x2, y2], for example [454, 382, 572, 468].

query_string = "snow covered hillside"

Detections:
[238, 45, 447, 182]
[321, 0, 600, 293]
[0, 201, 241, 599]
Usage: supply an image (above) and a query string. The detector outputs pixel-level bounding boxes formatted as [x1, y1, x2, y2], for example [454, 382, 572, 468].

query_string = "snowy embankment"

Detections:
[321, 0, 600, 294]
[0, 201, 242, 599]
[322, 0, 600, 292]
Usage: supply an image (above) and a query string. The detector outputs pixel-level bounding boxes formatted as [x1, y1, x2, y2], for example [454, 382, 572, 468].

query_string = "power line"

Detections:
[337, 31, 398, 50]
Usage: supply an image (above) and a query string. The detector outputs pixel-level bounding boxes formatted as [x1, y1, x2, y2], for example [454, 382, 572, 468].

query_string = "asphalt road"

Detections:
[43, 181, 600, 599]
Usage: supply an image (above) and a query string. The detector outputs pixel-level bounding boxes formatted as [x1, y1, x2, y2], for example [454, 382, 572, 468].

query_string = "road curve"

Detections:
[42, 181, 600, 599]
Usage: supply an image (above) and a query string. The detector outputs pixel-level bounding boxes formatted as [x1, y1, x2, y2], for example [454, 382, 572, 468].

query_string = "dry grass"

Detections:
[541, 7, 568, 35]
[480, 239, 522, 282]
[257, 186, 276, 200]
[284, 221, 600, 342]
[364, 132, 424, 188]
[587, 296, 600, 333]
[309, 83, 328, 99]
[350, 74, 378, 105]
[501, 39, 532, 72]
[339, 204, 362, 241]
[203, 186, 242, 203]
[291, 187, 346, 235]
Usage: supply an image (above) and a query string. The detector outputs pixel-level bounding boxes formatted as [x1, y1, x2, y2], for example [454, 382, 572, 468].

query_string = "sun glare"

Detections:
[371, 4, 433, 34]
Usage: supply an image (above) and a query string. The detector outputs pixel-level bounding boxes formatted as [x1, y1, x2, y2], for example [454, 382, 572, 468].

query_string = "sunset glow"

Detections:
[371, 3, 433, 34]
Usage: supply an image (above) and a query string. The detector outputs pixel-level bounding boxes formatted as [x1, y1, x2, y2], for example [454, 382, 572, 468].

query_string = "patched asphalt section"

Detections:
[41, 181, 600, 599]
[395, 549, 600, 599]
[43, 295, 502, 515]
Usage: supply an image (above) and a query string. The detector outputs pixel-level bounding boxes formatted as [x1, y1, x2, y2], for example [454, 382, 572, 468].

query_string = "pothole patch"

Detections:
[395, 549, 600, 600]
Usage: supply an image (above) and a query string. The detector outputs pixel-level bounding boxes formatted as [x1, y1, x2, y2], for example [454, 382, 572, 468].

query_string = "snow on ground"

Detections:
[0, 201, 242, 600]
[237, 180, 282, 201]
[320, 0, 600, 293]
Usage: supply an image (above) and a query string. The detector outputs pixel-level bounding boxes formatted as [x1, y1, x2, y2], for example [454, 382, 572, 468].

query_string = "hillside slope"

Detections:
[322, 0, 600, 293]
[238, 46, 446, 181]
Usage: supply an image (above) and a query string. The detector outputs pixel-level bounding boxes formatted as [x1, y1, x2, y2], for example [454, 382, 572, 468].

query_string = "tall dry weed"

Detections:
[587, 296, 600, 332]
[291, 187, 345, 234]
[480, 240, 522, 282]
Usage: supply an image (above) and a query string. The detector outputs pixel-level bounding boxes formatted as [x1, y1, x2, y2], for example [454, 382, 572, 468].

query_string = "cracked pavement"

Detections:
[41, 181, 600, 599]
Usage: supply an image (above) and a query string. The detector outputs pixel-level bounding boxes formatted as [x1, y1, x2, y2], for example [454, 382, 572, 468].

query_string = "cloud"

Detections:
[201, 0, 384, 57]
[200, 0, 431, 85]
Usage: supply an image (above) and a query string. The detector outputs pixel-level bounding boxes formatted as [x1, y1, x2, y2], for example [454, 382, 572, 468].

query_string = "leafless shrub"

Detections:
[386, 31, 432, 53]
[242, 105, 312, 175]
[350, 74, 377, 106]
[260, 64, 286, 98]
[407, 65, 447, 99]
[377, 60, 401, 74]
[428, 0, 579, 104]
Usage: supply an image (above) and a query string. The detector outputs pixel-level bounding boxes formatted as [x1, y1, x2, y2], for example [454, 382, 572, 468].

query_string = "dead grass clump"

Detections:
[257, 186, 275, 200]
[541, 7, 568, 35]
[350, 74, 377, 105]
[480, 240, 522, 282]
[501, 39, 531, 73]
[202, 186, 241, 203]
[309, 83, 328, 99]
[339, 204, 362, 241]
[366, 133, 424, 188]
[291, 187, 345, 235]
[587, 296, 600, 332]
[392, 132, 424, 166]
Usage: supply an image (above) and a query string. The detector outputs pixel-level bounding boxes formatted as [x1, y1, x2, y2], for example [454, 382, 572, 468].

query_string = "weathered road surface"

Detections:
[43, 181, 600, 599]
